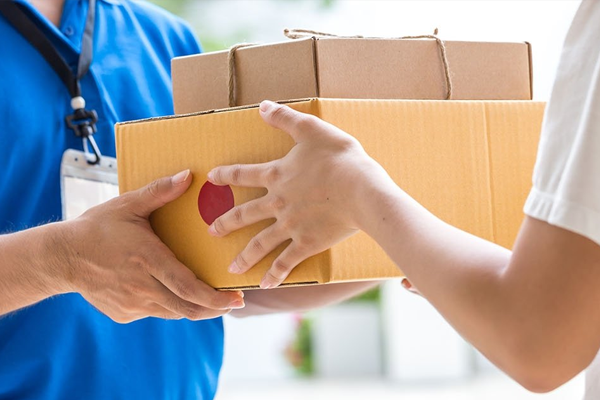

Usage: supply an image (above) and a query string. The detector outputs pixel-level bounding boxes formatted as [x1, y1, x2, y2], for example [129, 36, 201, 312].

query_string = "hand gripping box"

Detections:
[116, 99, 545, 290]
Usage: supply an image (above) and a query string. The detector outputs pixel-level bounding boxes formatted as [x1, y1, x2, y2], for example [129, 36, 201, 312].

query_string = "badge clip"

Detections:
[65, 96, 102, 165]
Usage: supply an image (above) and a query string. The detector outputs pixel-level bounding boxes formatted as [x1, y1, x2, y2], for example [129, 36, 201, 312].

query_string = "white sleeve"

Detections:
[523, 0, 600, 246]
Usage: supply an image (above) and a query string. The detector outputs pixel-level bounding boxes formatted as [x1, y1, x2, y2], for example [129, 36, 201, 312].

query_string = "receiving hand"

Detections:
[207, 101, 392, 289]
[59, 170, 245, 323]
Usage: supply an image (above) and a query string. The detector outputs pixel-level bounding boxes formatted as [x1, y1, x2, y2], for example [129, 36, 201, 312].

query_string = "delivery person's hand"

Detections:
[60, 170, 245, 323]
[207, 100, 394, 289]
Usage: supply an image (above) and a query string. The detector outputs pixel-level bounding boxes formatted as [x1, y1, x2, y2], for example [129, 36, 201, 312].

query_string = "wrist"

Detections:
[349, 161, 403, 232]
[40, 221, 82, 295]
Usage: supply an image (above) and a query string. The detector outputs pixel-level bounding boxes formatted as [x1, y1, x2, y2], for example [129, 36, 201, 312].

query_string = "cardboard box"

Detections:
[172, 38, 533, 114]
[116, 99, 544, 290]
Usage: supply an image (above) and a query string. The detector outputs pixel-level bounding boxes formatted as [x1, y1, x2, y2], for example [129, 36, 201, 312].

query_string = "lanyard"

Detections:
[0, 0, 102, 165]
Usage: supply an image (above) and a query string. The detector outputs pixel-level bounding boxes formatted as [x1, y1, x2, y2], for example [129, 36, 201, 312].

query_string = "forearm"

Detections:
[0, 222, 70, 316]
[356, 183, 547, 383]
[232, 280, 380, 317]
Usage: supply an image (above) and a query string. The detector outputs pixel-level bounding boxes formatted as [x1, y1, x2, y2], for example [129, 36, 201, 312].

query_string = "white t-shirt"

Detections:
[523, 1, 600, 398]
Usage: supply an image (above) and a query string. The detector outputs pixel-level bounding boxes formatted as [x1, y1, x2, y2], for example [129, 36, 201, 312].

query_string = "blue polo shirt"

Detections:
[0, 1, 224, 399]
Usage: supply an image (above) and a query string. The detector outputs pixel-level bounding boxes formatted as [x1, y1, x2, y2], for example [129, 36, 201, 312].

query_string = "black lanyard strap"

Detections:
[0, 0, 102, 165]
[78, 0, 95, 84]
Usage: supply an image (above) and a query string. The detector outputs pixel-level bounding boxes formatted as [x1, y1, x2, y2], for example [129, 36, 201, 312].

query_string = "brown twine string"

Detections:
[283, 28, 453, 100]
[227, 28, 452, 106]
[228, 43, 255, 107]
[283, 28, 364, 39]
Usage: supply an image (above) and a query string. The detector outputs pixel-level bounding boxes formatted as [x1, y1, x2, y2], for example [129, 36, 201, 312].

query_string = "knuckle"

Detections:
[231, 165, 243, 185]
[174, 281, 194, 300]
[146, 179, 162, 201]
[163, 295, 182, 313]
[233, 207, 244, 225]
[279, 216, 297, 232]
[270, 104, 288, 123]
[164, 271, 178, 286]
[213, 217, 226, 236]
[128, 254, 149, 270]
[279, 219, 292, 232]
[271, 258, 291, 277]
[340, 137, 360, 151]
[265, 165, 281, 185]
[296, 235, 315, 250]
[184, 306, 204, 321]
[236, 253, 249, 269]
[250, 237, 264, 253]
[265, 269, 284, 285]
[269, 195, 286, 211]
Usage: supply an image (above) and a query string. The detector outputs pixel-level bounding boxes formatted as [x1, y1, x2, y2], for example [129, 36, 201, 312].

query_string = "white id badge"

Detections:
[60, 149, 119, 220]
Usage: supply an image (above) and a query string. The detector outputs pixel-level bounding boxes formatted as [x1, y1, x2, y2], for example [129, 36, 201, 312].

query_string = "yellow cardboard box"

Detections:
[116, 99, 544, 290]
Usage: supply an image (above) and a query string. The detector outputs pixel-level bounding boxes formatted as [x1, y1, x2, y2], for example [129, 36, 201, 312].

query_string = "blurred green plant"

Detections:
[347, 286, 380, 303]
[284, 314, 314, 376]
[280, 0, 335, 8]
[148, 0, 189, 15]
[321, 0, 335, 8]
[149, 0, 335, 14]
[148, 0, 338, 52]
[285, 286, 379, 374]
[198, 27, 255, 52]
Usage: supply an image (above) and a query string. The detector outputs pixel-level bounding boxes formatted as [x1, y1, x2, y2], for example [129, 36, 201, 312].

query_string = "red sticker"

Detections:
[198, 181, 235, 225]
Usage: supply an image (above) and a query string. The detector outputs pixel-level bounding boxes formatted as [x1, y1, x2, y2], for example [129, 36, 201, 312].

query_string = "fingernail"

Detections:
[401, 278, 411, 290]
[208, 224, 218, 236]
[172, 169, 190, 185]
[228, 261, 241, 274]
[235, 290, 245, 298]
[260, 277, 274, 290]
[228, 299, 245, 309]
[207, 170, 215, 182]
[260, 100, 276, 113]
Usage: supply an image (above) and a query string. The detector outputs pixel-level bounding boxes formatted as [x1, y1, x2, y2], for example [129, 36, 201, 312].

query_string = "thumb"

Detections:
[259, 100, 316, 143]
[128, 169, 192, 218]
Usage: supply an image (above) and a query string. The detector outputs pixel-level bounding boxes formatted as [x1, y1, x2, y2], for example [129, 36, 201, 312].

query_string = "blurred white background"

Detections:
[149, 0, 584, 398]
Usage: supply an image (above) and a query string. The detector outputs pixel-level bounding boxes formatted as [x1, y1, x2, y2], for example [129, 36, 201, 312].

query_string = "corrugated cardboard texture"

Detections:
[172, 38, 533, 115]
[173, 39, 318, 113]
[116, 99, 545, 289]
[484, 102, 544, 248]
[316, 40, 532, 101]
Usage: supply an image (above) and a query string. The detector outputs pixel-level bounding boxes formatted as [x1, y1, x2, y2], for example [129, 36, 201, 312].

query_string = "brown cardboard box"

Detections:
[172, 37, 533, 114]
[116, 99, 544, 290]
